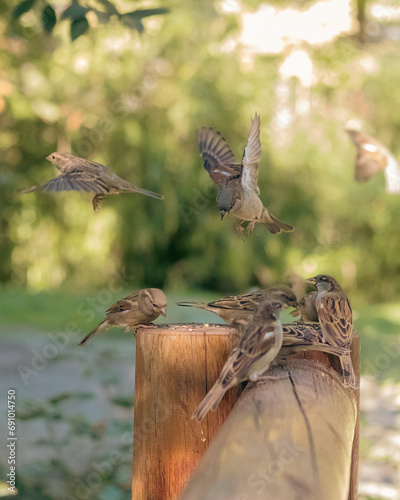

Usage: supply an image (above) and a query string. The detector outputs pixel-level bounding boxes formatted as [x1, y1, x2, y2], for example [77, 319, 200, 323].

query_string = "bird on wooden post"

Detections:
[197, 114, 294, 234]
[290, 291, 319, 323]
[78, 288, 167, 346]
[21, 152, 164, 210]
[177, 285, 298, 331]
[278, 322, 349, 359]
[192, 299, 283, 422]
[306, 274, 358, 389]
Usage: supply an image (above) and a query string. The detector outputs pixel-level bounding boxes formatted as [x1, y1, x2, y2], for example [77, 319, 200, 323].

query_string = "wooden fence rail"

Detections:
[131, 325, 359, 500]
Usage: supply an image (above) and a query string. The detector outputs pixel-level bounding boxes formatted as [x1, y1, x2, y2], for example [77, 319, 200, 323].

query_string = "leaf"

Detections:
[96, 0, 119, 15]
[125, 8, 169, 19]
[48, 392, 94, 404]
[120, 8, 169, 31]
[109, 396, 134, 408]
[93, 9, 111, 24]
[61, 1, 90, 20]
[42, 5, 56, 33]
[70, 17, 89, 41]
[12, 0, 36, 20]
[18, 401, 46, 420]
[120, 14, 143, 32]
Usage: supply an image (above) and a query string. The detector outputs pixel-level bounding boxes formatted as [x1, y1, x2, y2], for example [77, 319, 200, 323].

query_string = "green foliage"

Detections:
[12, 0, 36, 20]
[2, 1, 400, 305]
[10, 0, 169, 41]
[42, 5, 56, 32]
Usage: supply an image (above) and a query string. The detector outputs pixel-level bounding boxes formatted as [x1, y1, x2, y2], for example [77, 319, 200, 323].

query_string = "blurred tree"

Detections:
[2, 0, 400, 302]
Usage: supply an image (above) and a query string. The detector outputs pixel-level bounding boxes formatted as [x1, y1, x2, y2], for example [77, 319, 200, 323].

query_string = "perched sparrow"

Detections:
[192, 300, 283, 421]
[197, 114, 294, 234]
[290, 291, 318, 323]
[78, 288, 167, 346]
[22, 152, 164, 210]
[306, 275, 357, 389]
[177, 285, 297, 330]
[279, 322, 349, 358]
[347, 130, 400, 193]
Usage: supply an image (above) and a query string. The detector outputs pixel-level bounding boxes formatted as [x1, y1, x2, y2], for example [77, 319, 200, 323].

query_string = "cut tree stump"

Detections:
[131, 324, 240, 500]
[179, 334, 360, 500]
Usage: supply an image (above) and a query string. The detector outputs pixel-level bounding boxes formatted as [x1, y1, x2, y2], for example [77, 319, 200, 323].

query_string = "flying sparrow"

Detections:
[197, 114, 294, 234]
[177, 285, 297, 330]
[78, 288, 167, 346]
[290, 291, 319, 323]
[192, 300, 283, 421]
[306, 275, 357, 389]
[21, 152, 164, 210]
[347, 129, 400, 193]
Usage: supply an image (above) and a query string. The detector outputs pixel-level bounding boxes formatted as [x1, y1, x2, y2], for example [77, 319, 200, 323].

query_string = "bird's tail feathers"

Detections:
[176, 301, 207, 309]
[279, 343, 347, 358]
[78, 320, 109, 346]
[340, 353, 359, 390]
[18, 185, 38, 195]
[125, 185, 164, 200]
[192, 384, 227, 422]
[262, 210, 294, 234]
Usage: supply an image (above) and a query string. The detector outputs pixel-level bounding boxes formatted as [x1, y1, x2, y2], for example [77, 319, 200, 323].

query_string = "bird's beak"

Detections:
[306, 277, 317, 286]
[160, 307, 167, 318]
[220, 211, 227, 220]
[46, 155, 52, 161]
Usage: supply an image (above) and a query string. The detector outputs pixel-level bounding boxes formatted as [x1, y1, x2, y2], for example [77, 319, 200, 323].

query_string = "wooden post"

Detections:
[131, 324, 240, 500]
[179, 335, 360, 500]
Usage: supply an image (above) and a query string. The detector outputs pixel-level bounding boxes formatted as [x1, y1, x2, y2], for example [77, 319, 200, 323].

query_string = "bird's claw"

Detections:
[246, 221, 255, 234]
[92, 194, 106, 211]
[236, 221, 246, 238]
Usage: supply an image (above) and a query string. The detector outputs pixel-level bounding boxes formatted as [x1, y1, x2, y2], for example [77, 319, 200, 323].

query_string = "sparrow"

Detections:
[197, 114, 294, 234]
[279, 322, 349, 358]
[290, 291, 319, 323]
[78, 288, 167, 346]
[347, 129, 400, 193]
[177, 285, 297, 330]
[306, 275, 357, 389]
[192, 299, 283, 421]
[21, 152, 164, 210]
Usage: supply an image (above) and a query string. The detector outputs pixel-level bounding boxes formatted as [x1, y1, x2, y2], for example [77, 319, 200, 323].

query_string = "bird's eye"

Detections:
[52, 155, 55, 160]
[152, 303, 157, 307]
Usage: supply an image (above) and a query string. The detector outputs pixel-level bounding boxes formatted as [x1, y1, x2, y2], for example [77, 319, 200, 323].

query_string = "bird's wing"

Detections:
[40, 168, 110, 194]
[317, 293, 353, 349]
[239, 321, 278, 357]
[197, 127, 242, 188]
[208, 292, 264, 312]
[241, 113, 262, 194]
[281, 323, 350, 357]
[347, 130, 391, 181]
[217, 324, 277, 389]
[282, 323, 324, 345]
[106, 292, 140, 314]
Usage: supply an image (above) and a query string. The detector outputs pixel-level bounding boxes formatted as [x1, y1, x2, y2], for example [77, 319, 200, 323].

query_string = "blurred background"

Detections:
[1, 0, 400, 498]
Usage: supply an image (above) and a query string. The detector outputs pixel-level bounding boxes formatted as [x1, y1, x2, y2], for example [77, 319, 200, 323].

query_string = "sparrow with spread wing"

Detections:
[347, 130, 400, 193]
[78, 288, 167, 346]
[197, 114, 294, 234]
[306, 275, 358, 389]
[192, 300, 283, 422]
[290, 291, 318, 323]
[177, 285, 297, 330]
[22, 152, 164, 210]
